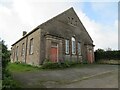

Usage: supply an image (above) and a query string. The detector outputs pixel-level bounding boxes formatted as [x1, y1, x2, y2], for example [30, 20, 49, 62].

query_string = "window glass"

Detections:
[22, 43, 25, 56]
[72, 37, 76, 54]
[30, 38, 33, 54]
[65, 40, 69, 54]
[16, 46, 19, 57]
[78, 42, 81, 55]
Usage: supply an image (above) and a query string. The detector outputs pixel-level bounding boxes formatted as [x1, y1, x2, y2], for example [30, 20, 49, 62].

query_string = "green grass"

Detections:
[7, 61, 97, 73]
[7, 63, 40, 73]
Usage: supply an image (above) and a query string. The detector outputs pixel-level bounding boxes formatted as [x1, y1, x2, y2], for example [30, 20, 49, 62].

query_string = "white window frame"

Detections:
[21, 43, 25, 56]
[29, 38, 34, 54]
[16, 46, 19, 57]
[78, 42, 81, 55]
[72, 37, 76, 54]
[65, 40, 69, 54]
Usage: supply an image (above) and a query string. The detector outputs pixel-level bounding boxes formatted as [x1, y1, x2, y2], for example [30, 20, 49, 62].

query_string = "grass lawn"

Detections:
[7, 63, 41, 73]
[7, 62, 99, 73]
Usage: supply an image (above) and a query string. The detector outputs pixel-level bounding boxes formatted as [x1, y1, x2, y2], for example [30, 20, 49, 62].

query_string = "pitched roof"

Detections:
[12, 7, 93, 46]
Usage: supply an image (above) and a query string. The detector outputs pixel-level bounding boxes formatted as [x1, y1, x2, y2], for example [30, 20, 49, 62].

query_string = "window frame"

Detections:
[21, 43, 25, 56]
[65, 39, 69, 54]
[71, 37, 76, 54]
[78, 42, 81, 55]
[16, 46, 19, 57]
[29, 38, 34, 55]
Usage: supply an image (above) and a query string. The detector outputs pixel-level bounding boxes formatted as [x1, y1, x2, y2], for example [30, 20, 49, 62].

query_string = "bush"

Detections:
[1, 40, 20, 89]
[2, 76, 20, 89]
[82, 60, 88, 64]
[14, 61, 21, 64]
[41, 60, 80, 69]
[42, 62, 61, 69]
[95, 49, 120, 61]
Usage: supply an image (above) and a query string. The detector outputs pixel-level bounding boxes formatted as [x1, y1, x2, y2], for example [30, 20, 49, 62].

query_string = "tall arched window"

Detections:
[16, 46, 19, 61]
[29, 38, 34, 54]
[72, 37, 76, 54]
[78, 42, 81, 55]
[21, 43, 25, 56]
[65, 39, 69, 54]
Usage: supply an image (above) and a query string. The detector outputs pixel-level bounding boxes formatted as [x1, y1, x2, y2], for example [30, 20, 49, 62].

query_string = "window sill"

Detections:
[72, 53, 76, 55]
[29, 53, 34, 55]
[65, 53, 69, 55]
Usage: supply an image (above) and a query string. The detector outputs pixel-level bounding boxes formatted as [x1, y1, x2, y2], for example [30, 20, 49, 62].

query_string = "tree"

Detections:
[1, 40, 10, 77]
[94, 49, 105, 61]
[95, 48, 120, 61]
[1, 40, 19, 89]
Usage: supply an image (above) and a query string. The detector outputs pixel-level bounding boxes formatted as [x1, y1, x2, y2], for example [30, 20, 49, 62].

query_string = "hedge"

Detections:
[94, 49, 120, 61]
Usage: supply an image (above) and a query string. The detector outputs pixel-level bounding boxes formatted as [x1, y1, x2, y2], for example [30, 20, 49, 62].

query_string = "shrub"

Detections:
[2, 76, 20, 89]
[42, 61, 61, 69]
[1, 40, 21, 89]
[82, 60, 88, 64]
[95, 49, 120, 61]
[41, 60, 80, 69]
[14, 61, 21, 64]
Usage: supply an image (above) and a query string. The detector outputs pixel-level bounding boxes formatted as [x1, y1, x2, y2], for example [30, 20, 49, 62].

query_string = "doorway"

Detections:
[87, 49, 93, 63]
[50, 42, 58, 62]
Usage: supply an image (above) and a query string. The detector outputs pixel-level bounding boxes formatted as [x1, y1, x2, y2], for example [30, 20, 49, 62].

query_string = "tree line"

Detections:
[94, 49, 120, 61]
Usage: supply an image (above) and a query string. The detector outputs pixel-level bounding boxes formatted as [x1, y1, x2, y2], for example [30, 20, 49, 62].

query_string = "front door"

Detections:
[50, 42, 58, 62]
[87, 50, 93, 63]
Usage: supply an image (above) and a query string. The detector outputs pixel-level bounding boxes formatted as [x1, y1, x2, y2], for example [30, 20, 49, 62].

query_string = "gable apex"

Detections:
[38, 7, 93, 43]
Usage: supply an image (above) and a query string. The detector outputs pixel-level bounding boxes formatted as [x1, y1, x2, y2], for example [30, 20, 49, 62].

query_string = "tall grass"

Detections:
[7, 63, 40, 73]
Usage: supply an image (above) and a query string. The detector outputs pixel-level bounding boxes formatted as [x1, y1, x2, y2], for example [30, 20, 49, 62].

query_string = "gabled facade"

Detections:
[11, 7, 95, 66]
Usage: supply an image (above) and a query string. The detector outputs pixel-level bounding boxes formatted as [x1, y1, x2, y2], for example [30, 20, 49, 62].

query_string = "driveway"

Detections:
[11, 64, 118, 88]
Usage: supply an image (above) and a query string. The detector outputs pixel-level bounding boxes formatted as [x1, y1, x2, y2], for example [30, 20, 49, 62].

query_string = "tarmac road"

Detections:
[11, 64, 118, 88]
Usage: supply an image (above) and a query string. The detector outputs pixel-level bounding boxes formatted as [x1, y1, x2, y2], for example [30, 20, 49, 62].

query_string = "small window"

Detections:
[12, 48, 14, 58]
[65, 40, 69, 54]
[72, 37, 76, 54]
[16, 46, 19, 57]
[78, 42, 81, 55]
[29, 38, 34, 54]
[21, 43, 25, 56]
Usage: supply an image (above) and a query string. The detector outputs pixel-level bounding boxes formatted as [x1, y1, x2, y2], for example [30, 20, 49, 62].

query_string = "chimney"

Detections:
[23, 31, 27, 36]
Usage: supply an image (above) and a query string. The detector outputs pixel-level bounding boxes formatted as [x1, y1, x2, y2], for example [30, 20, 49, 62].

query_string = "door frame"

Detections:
[50, 42, 58, 62]
[45, 35, 63, 63]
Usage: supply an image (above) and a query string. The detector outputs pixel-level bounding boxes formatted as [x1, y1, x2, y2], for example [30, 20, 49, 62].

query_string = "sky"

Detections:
[0, 0, 119, 50]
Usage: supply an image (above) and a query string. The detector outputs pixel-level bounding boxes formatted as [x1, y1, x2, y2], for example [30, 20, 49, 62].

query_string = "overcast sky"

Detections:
[0, 0, 119, 50]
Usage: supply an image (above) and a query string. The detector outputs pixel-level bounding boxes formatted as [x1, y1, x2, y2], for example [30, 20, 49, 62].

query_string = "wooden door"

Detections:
[87, 50, 93, 63]
[50, 42, 58, 62]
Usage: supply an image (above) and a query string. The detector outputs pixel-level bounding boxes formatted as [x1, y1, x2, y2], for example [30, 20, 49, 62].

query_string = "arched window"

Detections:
[16, 46, 19, 61]
[78, 42, 81, 55]
[21, 43, 25, 56]
[72, 37, 76, 54]
[65, 39, 69, 54]
[29, 38, 34, 54]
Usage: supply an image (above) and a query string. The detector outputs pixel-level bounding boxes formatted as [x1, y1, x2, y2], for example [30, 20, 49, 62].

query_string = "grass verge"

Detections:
[7, 61, 96, 73]
[7, 63, 40, 73]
